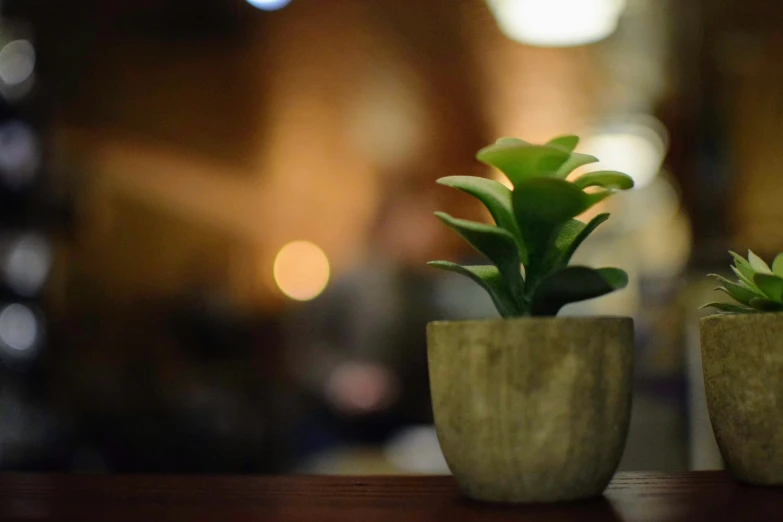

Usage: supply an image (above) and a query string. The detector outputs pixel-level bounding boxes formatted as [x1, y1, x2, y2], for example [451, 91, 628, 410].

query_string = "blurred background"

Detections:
[0, 0, 777, 474]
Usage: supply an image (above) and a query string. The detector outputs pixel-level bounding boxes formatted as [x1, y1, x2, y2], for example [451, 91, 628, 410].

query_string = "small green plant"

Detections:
[429, 136, 634, 317]
[703, 251, 783, 313]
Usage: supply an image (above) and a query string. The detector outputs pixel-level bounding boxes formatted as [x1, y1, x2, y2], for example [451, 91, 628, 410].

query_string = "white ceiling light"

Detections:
[246, 0, 292, 11]
[486, 0, 627, 47]
[580, 115, 668, 189]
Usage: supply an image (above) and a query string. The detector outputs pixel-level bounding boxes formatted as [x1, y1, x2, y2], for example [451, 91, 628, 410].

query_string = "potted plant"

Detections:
[427, 136, 635, 503]
[701, 250, 783, 485]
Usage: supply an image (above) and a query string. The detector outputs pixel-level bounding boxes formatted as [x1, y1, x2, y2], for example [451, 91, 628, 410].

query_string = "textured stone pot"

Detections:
[701, 313, 783, 485]
[427, 316, 633, 503]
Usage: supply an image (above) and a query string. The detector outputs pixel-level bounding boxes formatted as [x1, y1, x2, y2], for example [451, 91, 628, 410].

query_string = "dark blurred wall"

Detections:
[670, 0, 783, 266]
[12, 0, 261, 169]
[7, 0, 496, 472]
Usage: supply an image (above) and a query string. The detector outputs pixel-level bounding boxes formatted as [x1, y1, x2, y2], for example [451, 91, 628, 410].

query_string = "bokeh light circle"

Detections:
[273, 240, 330, 301]
[0, 303, 38, 352]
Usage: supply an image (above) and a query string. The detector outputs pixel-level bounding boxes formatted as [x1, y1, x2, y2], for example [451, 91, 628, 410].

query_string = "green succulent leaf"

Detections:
[427, 262, 521, 317]
[513, 178, 603, 225]
[495, 137, 530, 148]
[726, 283, 758, 305]
[749, 297, 783, 312]
[512, 179, 612, 283]
[432, 135, 634, 318]
[701, 251, 783, 313]
[548, 213, 611, 271]
[596, 267, 631, 289]
[588, 190, 615, 206]
[753, 273, 783, 303]
[730, 265, 760, 293]
[709, 275, 758, 306]
[748, 250, 772, 274]
[512, 179, 587, 273]
[547, 135, 579, 152]
[434, 212, 524, 301]
[700, 302, 756, 314]
[435, 176, 526, 263]
[730, 251, 757, 280]
[476, 140, 569, 186]
[715, 287, 742, 304]
[530, 266, 628, 316]
[573, 171, 635, 191]
[774, 253, 783, 278]
[554, 152, 599, 179]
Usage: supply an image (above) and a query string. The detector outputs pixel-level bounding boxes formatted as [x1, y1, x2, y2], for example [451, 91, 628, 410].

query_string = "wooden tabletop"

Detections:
[1, 471, 782, 521]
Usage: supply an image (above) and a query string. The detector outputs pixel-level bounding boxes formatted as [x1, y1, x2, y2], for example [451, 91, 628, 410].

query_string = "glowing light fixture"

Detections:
[486, 0, 626, 47]
[580, 115, 668, 189]
[246, 0, 292, 11]
[273, 240, 330, 301]
[0, 39, 35, 86]
[0, 303, 39, 352]
[4, 234, 52, 297]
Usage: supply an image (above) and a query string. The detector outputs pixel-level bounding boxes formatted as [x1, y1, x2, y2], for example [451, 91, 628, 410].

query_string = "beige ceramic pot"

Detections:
[701, 313, 783, 485]
[427, 316, 633, 503]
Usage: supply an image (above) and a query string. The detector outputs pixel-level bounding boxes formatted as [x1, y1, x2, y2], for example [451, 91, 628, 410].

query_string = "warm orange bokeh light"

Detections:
[273, 240, 331, 301]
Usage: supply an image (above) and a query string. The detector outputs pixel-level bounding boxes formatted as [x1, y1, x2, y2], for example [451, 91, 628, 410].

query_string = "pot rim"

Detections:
[701, 311, 783, 325]
[428, 315, 633, 328]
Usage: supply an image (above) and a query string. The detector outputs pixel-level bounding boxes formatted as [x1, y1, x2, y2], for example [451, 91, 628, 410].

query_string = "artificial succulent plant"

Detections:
[429, 136, 634, 317]
[703, 251, 783, 313]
